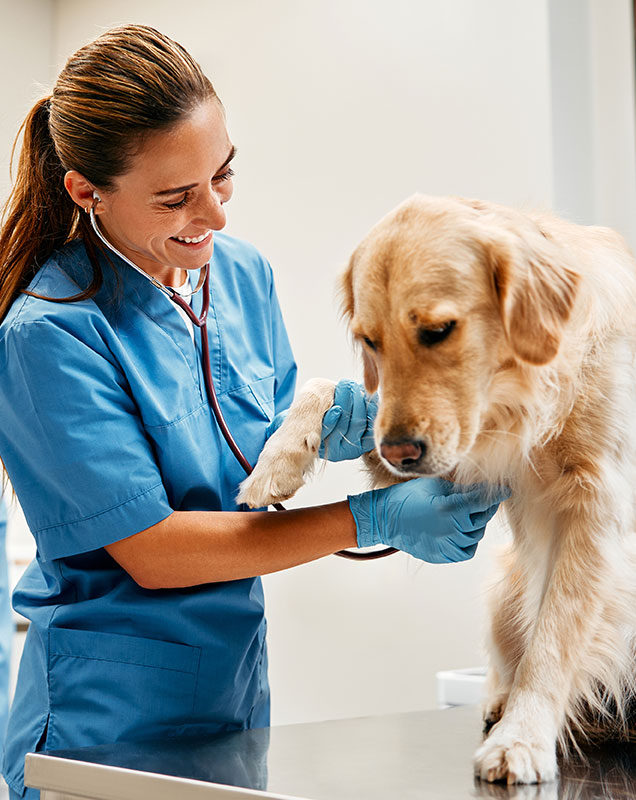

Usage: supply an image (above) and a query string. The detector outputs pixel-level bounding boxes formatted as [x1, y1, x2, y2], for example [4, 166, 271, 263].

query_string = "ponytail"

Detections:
[0, 96, 103, 322]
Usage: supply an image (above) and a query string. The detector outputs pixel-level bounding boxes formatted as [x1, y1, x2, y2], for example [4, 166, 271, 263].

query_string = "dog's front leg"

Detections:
[482, 543, 530, 731]
[237, 378, 336, 508]
[474, 506, 617, 784]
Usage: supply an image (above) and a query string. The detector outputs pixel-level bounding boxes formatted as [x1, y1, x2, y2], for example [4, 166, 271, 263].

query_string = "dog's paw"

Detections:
[236, 430, 322, 508]
[474, 726, 557, 785]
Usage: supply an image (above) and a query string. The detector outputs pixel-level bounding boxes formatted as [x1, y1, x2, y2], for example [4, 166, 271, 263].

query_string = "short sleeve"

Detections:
[268, 272, 297, 415]
[0, 318, 173, 561]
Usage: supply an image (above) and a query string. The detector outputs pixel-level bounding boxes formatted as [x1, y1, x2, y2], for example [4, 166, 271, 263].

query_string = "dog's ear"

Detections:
[361, 347, 379, 394]
[485, 232, 580, 365]
[339, 250, 379, 393]
[338, 252, 356, 323]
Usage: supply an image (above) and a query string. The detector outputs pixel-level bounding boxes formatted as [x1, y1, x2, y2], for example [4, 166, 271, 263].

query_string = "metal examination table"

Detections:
[25, 704, 636, 799]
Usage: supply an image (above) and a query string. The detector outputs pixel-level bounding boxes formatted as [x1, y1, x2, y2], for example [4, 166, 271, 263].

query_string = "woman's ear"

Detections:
[485, 230, 579, 365]
[64, 171, 104, 214]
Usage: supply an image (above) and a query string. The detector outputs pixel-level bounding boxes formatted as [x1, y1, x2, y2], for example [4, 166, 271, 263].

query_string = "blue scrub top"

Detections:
[0, 234, 296, 796]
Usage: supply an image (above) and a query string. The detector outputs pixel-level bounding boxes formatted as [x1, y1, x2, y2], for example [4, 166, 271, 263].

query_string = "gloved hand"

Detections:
[319, 379, 378, 462]
[348, 478, 510, 563]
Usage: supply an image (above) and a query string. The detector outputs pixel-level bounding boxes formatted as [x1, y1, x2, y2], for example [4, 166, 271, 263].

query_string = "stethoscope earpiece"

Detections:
[85, 191, 102, 215]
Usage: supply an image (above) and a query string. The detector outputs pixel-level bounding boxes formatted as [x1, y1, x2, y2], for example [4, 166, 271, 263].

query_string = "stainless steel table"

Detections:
[24, 705, 636, 799]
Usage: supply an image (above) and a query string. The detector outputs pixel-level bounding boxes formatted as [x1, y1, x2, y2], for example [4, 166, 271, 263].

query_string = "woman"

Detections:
[0, 25, 506, 798]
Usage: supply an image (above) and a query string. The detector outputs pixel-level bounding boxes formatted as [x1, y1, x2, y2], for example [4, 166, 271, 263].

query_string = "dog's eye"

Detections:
[418, 321, 456, 347]
[362, 336, 377, 351]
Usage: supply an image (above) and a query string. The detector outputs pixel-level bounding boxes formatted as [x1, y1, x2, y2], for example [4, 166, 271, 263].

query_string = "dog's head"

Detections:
[340, 195, 579, 477]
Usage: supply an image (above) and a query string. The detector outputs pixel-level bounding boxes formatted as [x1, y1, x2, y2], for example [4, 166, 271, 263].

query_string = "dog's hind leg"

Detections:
[475, 491, 633, 784]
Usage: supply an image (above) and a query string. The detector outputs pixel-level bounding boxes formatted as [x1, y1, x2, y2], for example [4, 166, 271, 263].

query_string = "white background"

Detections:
[0, 0, 635, 726]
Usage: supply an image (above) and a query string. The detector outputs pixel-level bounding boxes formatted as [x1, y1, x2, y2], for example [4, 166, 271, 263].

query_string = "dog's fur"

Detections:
[237, 195, 636, 784]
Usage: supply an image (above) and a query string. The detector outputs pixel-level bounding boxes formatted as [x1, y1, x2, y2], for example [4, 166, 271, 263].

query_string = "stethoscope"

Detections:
[89, 202, 396, 561]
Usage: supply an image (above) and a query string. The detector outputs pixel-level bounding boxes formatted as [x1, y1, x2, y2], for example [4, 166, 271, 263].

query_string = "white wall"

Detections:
[2, 0, 635, 726]
[549, 0, 636, 244]
[588, 0, 636, 243]
[0, 0, 54, 206]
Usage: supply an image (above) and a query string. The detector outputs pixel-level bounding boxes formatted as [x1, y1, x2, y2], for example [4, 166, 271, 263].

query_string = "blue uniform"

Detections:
[0, 234, 296, 797]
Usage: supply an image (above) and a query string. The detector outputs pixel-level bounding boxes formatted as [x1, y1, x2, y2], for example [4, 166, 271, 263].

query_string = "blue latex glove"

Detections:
[348, 478, 510, 563]
[319, 379, 378, 462]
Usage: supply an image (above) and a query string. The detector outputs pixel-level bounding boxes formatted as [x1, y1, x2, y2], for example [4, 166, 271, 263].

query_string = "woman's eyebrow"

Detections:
[154, 182, 197, 197]
[153, 146, 237, 197]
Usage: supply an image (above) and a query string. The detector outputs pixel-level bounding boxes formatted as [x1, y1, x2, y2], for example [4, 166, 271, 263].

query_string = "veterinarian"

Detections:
[0, 26, 508, 799]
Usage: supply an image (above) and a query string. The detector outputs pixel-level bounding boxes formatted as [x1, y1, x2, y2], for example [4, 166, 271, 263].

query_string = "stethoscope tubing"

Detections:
[89, 211, 395, 560]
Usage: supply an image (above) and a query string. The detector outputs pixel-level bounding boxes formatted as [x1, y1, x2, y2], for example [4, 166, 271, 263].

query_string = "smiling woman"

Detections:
[0, 24, 360, 800]
[64, 100, 235, 287]
[0, 25, 224, 320]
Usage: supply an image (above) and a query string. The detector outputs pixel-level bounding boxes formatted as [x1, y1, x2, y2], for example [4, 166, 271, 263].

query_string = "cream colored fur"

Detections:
[237, 195, 636, 785]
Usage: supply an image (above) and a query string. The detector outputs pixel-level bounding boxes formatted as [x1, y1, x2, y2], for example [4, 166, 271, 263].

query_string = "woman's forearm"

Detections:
[105, 502, 358, 588]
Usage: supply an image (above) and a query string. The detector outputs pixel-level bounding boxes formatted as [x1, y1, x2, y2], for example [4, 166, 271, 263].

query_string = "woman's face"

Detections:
[93, 99, 235, 285]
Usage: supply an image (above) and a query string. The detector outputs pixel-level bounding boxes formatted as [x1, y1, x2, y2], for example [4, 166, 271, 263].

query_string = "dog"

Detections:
[237, 194, 636, 784]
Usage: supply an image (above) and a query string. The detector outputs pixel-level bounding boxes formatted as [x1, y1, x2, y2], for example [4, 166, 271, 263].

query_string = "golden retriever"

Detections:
[237, 194, 636, 784]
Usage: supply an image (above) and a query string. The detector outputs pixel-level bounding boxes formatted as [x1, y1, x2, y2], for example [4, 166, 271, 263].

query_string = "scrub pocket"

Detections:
[47, 627, 201, 750]
[248, 376, 276, 421]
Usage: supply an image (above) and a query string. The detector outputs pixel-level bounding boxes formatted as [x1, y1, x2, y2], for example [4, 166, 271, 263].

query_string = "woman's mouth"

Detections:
[170, 230, 212, 248]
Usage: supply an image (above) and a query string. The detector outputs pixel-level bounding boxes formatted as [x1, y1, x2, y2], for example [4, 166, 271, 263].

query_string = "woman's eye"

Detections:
[418, 320, 456, 347]
[212, 167, 235, 184]
[163, 192, 191, 210]
[162, 169, 235, 210]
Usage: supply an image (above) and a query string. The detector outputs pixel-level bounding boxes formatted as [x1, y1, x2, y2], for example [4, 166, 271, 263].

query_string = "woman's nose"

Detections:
[197, 188, 227, 230]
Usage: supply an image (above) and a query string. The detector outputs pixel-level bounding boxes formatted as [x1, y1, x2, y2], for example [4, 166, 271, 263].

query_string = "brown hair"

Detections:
[0, 24, 217, 321]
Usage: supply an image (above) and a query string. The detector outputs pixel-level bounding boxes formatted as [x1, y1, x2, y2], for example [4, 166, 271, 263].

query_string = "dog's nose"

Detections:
[379, 439, 425, 469]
